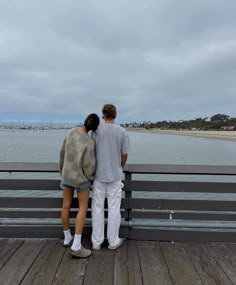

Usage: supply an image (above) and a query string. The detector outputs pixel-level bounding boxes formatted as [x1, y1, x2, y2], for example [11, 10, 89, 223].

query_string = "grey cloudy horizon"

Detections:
[0, 0, 236, 123]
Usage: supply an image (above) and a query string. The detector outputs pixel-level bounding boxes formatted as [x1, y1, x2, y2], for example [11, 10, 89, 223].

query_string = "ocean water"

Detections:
[0, 128, 236, 179]
[1, 128, 236, 164]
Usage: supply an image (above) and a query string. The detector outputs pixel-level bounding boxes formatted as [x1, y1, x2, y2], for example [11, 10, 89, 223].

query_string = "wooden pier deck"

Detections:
[1, 239, 236, 285]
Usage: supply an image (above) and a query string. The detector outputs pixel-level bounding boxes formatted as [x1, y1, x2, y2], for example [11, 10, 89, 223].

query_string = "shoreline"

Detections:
[127, 128, 236, 141]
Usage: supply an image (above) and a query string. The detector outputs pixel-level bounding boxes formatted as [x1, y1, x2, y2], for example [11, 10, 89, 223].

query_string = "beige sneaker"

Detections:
[70, 245, 92, 258]
[108, 238, 125, 250]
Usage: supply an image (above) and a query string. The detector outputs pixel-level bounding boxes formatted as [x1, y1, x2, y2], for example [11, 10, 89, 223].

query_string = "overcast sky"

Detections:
[0, 0, 236, 124]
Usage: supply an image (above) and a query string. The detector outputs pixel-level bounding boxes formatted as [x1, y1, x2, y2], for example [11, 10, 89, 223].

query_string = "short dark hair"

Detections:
[84, 113, 100, 131]
[102, 104, 116, 119]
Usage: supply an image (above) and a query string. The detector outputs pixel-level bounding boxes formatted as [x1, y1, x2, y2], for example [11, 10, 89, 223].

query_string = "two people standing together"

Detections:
[59, 104, 130, 258]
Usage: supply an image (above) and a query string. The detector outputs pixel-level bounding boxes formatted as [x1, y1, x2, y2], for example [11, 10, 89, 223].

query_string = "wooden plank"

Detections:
[113, 240, 129, 285]
[0, 225, 75, 239]
[0, 179, 60, 190]
[222, 244, 236, 283]
[183, 243, 232, 285]
[172, 212, 236, 221]
[131, 211, 236, 221]
[0, 197, 128, 209]
[127, 164, 236, 175]
[137, 241, 173, 285]
[132, 220, 236, 230]
[0, 162, 59, 172]
[0, 239, 46, 285]
[0, 224, 129, 239]
[128, 180, 236, 193]
[126, 240, 143, 285]
[129, 228, 236, 242]
[208, 243, 236, 284]
[21, 240, 65, 285]
[0, 209, 126, 219]
[83, 248, 114, 285]
[1, 162, 236, 175]
[0, 239, 24, 270]
[113, 240, 144, 285]
[130, 198, 236, 211]
[0, 197, 82, 208]
[160, 242, 203, 285]
[131, 211, 169, 219]
[53, 247, 88, 285]
[0, 210, 63, 219]
[0, 197, 63, 208]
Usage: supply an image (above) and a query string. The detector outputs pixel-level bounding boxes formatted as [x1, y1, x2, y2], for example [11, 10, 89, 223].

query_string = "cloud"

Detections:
[0, 0, 236, 123]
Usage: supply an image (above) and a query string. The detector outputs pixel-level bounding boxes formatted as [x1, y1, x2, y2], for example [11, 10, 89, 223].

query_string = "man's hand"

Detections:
[121, 153, 128, 169]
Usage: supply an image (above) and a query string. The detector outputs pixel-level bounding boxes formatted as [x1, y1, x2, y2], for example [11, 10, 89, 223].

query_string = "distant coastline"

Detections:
[127, 128, 236, 141]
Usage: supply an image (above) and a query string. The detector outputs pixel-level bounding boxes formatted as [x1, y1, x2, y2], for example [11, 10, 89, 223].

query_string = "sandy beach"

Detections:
[127, 128, 236, 141]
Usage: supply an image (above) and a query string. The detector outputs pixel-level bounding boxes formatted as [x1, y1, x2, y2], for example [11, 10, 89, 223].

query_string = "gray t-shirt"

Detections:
[92, 123, 130, 182]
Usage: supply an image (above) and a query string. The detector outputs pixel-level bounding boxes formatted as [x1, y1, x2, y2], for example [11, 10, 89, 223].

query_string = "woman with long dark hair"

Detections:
[59, 113, 100, 258]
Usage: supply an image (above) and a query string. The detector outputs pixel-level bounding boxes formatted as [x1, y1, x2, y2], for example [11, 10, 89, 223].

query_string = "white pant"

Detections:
[91, 180, 122, 247]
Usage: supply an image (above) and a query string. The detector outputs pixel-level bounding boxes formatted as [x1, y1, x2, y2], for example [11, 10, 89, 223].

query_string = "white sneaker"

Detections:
[63, 237, 73, 247]
[108, 238, 125, 250]
[92, 244, 101, 250]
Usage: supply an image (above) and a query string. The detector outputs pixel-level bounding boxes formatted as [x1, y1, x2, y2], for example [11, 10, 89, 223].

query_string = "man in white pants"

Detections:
[91, 104, 130, 250]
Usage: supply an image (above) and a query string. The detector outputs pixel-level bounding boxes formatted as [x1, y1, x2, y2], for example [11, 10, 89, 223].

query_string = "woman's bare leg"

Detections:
[75, 189, 90, 234]
[70, 189, 90, 253]
[61, 188, 74, 230]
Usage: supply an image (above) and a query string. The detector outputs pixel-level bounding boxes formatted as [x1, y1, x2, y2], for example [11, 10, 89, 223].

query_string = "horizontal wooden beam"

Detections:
[0, 224, 129, 239]
[0, 162, 59, 172]
[0, 197, 128, 208]
[1, 209, 235, 221]
[0, 210, 127, 219]
[126, 180, 236, 193]
[130, 211, 236, 221]
[0, 179, 60, 190]
[129, 198, 236, 211]
[1, 179, 235, 194]
[1, 163, 236, 175]
[129, 227, 236, 242]
[126, 164, 236, 175]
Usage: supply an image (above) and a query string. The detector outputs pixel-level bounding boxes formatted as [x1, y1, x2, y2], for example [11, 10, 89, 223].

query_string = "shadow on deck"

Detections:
[0, 239, 236, 285]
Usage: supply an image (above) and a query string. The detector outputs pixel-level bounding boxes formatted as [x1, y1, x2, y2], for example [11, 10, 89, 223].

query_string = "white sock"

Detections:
[71, 234, 82, 251]
[63, 229, 73, 245]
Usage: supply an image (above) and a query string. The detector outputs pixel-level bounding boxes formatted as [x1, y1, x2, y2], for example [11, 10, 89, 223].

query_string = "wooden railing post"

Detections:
[125, 172, 132, 233]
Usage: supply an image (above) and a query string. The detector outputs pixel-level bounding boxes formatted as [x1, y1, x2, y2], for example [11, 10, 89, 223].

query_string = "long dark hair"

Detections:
[84, 113, 100, 131]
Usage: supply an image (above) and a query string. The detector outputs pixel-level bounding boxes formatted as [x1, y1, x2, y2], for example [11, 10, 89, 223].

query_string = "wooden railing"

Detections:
[0, 162, 236, 241]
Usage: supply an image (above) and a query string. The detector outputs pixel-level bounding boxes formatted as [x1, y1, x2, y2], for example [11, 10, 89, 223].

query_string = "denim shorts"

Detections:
[60, 183, 81, 191]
